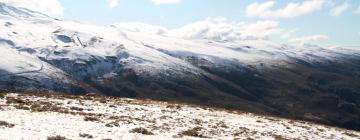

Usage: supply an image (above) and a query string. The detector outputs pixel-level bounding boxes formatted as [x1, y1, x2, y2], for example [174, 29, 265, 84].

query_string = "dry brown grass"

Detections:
[84, 116, 100, 122]
[344, 131, 359, 137]
[217, 121, 228, 128]
[47, 135, 67, 140]
[0, 120, 15, 128]
[6, 97, 26, 104]
[30, 102, 68, 113]
[0, 93, 5, 99]
[105, 121, 120, 127]
[166, 104, 181, 109]
[233, 127, 250, 136]
[273, 135, 289, 140]
[130, 127, 154, 135]
[178, 127, 207, 138]
[14, 104, 30, 110]
[95, 98, 107, 103]
[70, 106, 84, 111]
[79, 133, 93, 138]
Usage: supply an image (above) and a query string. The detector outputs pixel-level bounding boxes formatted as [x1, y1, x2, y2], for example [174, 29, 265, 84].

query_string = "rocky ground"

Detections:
[0, 93, 359, 140]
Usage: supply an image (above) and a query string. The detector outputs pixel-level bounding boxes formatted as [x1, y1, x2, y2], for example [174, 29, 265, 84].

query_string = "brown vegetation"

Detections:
[0, 120, 15, 128]
[84, 116, 100, 122]
[130, 127, 154, 135]
[79, 133, 93, 138]
[6, 97, 26, 104]
[178, 127, 207, 138]
[47, 135, 67, 140]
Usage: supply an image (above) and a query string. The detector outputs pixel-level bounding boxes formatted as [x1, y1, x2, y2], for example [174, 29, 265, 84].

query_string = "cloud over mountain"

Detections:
[246, 0, 327, 18]
[168, 17, 280, 41]
[288, 35, 329, 45]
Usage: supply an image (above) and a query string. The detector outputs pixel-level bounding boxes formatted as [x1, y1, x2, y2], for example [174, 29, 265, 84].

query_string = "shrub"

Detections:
[130, 127, 154, 135]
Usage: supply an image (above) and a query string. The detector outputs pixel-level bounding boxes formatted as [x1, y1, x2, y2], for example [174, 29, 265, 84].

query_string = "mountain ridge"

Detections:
[0, 2, 360, 130]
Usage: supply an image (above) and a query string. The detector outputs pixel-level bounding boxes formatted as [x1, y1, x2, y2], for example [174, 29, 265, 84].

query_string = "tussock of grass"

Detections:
[344, 131, 359, 137]
[0, 120, 15, 128]
[130, 127, 154, 135]
[6, 97, 26, 104]
[105, 121, 120, 127]
[95, 98, 107, 103]
[30, 103, 68, 113]
[178, 127, 207, 138]
[79, 133, 93, 138]
[273, 135, 288, 140]
[84, 116, 100, 122]
[166, 104, 181, 109]
[47, 135, 67, 140]
[14, 104, 30, 110]
[70, 106, 84, 111]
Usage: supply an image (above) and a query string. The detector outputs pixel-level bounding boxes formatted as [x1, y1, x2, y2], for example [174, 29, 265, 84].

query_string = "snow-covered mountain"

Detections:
[1, 3, 360, 131]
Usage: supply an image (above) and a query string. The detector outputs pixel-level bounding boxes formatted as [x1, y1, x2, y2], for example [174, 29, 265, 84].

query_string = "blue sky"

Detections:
[2, 0, 360, 46]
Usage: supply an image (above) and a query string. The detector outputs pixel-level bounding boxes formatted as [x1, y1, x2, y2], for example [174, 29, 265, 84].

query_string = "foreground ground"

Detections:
[0, 93, 359, 140]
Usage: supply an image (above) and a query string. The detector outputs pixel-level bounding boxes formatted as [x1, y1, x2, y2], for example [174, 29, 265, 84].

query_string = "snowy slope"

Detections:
[0, 93, 359, 140]
[1, 2, 360, 131]
[1, 1, 359, 77]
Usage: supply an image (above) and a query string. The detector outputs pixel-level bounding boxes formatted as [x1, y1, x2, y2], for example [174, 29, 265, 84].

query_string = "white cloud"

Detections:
[0, 0, 63, 17]
[109, 0, 118, 8]
[111, 18, 280, 41]
[281, 29, 298, 39]
[246, 0, 327, 18]
[111, 22, 168, 35]
[151, 0, 181, 5]
[288, 35, 329, 45]
[355, 5, 360, 14]
[167, 17, 281, 41]
[330, 3, 351, 16]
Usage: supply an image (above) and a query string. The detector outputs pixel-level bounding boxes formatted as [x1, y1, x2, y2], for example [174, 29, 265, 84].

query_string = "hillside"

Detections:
[0, 93, 359, 140]
[0, 2, 360, 131]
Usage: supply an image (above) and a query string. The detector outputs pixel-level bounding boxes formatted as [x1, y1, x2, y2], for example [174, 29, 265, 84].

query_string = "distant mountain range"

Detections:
[0, 3, 359, 130]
